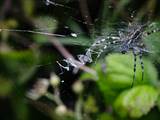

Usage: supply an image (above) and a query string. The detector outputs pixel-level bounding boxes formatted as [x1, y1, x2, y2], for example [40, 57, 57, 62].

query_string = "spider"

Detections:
[87, 22, 159, 86]
[56, 22, 159, 86]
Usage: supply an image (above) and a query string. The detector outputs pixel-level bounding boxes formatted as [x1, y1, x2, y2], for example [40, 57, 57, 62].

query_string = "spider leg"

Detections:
[132, 50, 137, 87]
[56, 60, 70, 75]
[93, 40, 121, 63]
[85, 49, 93, 63]
[56, 61, 65, 75]
[94, 49, 103, 63]
[139, 52, 144, 81]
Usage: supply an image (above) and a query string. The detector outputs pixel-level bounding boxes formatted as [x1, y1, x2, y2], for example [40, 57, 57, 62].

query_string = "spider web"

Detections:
[0, 0, 159, 80]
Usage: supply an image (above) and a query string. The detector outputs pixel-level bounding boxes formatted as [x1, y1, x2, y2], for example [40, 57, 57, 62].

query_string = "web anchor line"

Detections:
[45, 0, 75, 10]
[0, 28, 66, 37]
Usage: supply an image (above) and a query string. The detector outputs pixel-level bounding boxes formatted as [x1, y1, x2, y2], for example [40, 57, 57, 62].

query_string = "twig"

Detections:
[75, 96, 83, 120]
[48, 36, 97, 77]
[78, 0, 93, 34]
[0, 0, 11, 19]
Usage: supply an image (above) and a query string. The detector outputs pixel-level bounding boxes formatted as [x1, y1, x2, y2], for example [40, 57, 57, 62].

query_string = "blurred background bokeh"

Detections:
[0, 0, 160, 120]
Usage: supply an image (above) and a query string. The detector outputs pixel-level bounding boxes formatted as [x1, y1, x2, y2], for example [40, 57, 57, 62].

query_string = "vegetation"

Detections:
[0, 0, 160, 120]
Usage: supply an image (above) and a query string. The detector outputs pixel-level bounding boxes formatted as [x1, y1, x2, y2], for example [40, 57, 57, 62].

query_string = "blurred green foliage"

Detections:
[114, 85, 158, 118]
[0, 0, 160, 120]
[81, 53, 160, 119]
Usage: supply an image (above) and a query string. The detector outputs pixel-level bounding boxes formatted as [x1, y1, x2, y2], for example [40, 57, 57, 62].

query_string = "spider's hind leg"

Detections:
[139, 52, 144, 81]
[132, 50, 137, 87]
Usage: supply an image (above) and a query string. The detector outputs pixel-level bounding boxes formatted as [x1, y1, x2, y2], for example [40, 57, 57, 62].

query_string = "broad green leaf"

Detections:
[81, 53, 158, 104]
[82, 53, 158, 88]
[114, 85, 159, 118]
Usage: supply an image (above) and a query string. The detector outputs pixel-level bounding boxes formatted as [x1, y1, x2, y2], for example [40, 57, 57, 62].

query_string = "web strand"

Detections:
[0, 28, 65, 37]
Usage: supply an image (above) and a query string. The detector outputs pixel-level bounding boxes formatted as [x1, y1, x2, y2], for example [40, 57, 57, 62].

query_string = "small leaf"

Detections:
[34, 16, 58, 32]
[0, 77, 13, 97]
[22, 0, 35, 17]
[84, 96, 98, 113]
[99, 113, 115, 120]
[114, 85, 159, 118]
[33, 16, 58, 43]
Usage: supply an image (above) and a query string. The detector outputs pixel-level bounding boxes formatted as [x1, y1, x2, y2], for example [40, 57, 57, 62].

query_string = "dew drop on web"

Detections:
[71, 33, 78, 38]
[61, 80, 65, 83]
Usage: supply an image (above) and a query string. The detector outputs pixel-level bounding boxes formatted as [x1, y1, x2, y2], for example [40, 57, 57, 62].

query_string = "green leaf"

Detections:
[114, 85, 159, 118]
[81, 53, 158, 104]
[22, 0, 35, 17]
[144, 22, 160, 62]
[156, 88, 160, 112]
[12, 96, 29, 120]
[0, 77, 13, 97]
[0, 50, 38, 84]
[82, 53, 158, 88]
[84, 96, 98, 113]
[99, 113, 115, 120]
